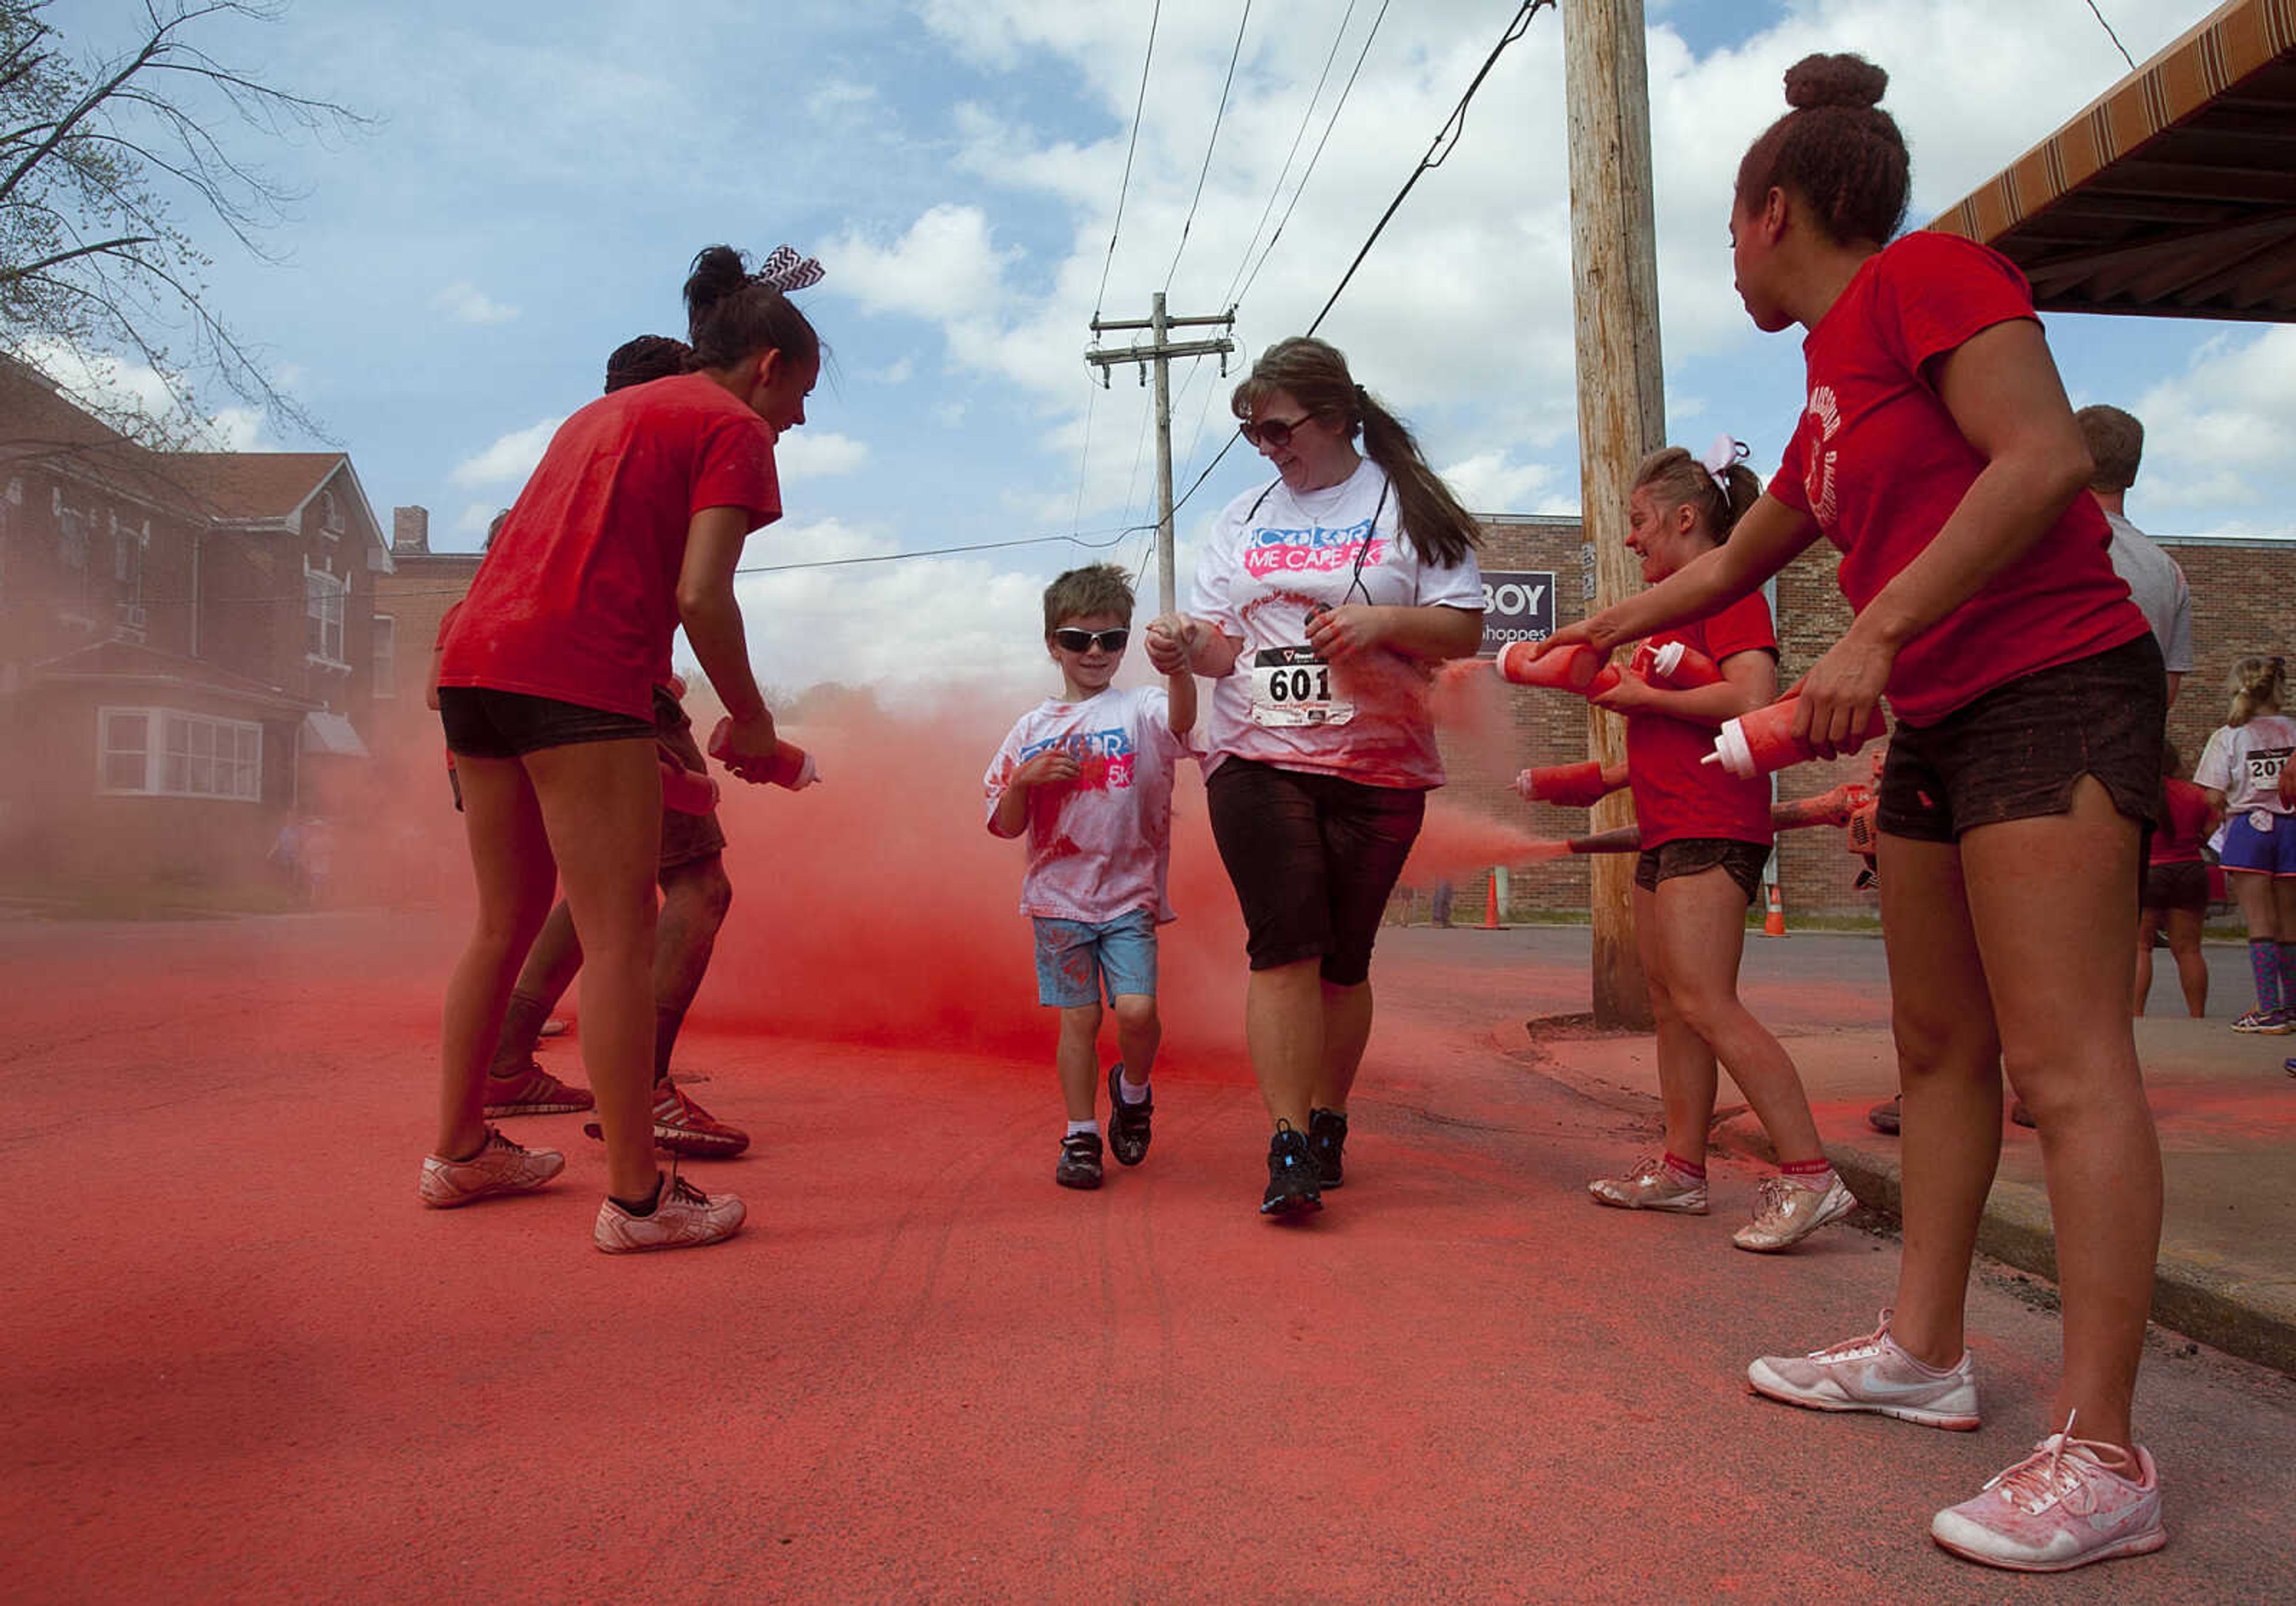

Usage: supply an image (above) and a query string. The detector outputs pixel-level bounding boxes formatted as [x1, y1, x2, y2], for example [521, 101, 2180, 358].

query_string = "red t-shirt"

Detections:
[2150, 777, 2213, 866]
[1769, 231, 2148, 728]
[1626, 591, 1778, 849]
[438, 374, 781, 719]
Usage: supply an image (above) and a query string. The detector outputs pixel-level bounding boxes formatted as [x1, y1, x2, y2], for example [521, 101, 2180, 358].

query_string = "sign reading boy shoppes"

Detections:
[1477, 570, 1556, 656]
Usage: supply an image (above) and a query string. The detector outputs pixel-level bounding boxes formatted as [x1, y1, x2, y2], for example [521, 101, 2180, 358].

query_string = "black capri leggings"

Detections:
[1204, 757, 1427, 987]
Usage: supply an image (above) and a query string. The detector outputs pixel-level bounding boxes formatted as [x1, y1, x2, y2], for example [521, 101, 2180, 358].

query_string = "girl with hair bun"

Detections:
[427, 243, 820, 1254]
[1580, 441, 1853, 1253]
[1533, 53, 2169, 1572]
[2193, 656, 2296, 1031]
[1144, 335, 1483, 1217]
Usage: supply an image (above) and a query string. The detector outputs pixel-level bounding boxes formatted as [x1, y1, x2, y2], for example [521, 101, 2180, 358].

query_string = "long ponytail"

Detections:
[2227, 655, 2285, 728]
[1233, 336, 1482, 569]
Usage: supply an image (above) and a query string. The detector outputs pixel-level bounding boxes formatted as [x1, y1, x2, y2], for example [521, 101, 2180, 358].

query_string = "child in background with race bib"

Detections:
[2194, 657, 2296, 1033]
[984, 564, 1199, 1191]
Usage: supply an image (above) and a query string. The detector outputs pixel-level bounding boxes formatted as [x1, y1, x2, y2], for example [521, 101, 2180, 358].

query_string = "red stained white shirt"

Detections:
[1626, 591, 1778, 849]
[1769, 231, 2148, 728]
[2196, 716, 2296, 817]
[983, 685, 1199, 924]
[438, 374, 781, 719]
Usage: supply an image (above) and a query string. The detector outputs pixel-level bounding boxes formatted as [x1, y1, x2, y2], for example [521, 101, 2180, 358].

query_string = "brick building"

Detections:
[0, 356, 393, 892]
[1447, 514, 2296, 922]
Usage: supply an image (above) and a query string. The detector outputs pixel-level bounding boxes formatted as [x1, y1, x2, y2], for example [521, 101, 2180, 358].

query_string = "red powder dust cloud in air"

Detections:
[691, 693, 1250, 1064]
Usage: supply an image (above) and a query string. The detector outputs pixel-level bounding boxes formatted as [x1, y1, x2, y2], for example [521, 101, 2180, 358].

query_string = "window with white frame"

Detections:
[305, 567, 346, 662]
[321, 487, 344, 536]
[371, 613, 397, 697]
[97, 707, 263, 802]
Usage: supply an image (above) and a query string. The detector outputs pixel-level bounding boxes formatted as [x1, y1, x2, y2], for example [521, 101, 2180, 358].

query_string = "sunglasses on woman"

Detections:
[1053, 627, 1128, 653]
[1238, 414, 1314, 449]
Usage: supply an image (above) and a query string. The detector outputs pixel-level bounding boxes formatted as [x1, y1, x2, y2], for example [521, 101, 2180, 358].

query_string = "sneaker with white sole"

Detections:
[483, 1059, 594, 1118]
[593, 1173, 746, 1253]
[1931, 1423, 2165, 1572]
[419, 1126, 564, 1209]
[1587, 1154, 1708, 1214]
[2231, 1007, 2293, 1034]
[1747, 1310, 1980, 1430]
[1732, 1173, 1858, 1252]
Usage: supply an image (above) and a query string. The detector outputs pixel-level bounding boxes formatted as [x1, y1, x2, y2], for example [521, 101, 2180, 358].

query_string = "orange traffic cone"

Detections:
[1482, 869, 1504, 930]
[1761, 881, 1786, 938]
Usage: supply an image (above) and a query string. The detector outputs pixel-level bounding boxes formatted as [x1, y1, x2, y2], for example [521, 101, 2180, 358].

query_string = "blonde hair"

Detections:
[2227, 655, 2285, 726]
[1631, 446, 1760, 543]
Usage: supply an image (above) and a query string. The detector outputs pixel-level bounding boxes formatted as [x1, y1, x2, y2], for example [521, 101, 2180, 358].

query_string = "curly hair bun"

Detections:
[684, 245, 750, 316]
[1784, 53, 1888, 112]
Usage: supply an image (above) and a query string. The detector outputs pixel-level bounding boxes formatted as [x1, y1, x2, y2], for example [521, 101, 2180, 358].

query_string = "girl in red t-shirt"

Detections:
[1581, 444, 1853, 1253]
[421, 245, 820, 1254]
[2137, 741, 2217, 1019]
[1535, 56, 2167, 1572]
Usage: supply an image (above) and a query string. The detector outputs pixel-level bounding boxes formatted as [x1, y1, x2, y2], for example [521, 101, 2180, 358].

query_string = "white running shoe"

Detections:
[1931, 1421, 2165, 1572]
[1747, 1310, 1980, 1430]
[1732, 1173, 1858, 1252]
[419, 1126, 564, 1209]
[1587, 1154, 1709, 1214]
[593, 1173, 746, 1254]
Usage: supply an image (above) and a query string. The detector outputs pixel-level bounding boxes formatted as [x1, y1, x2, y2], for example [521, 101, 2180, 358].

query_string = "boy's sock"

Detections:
[1066, 1120, 1100, 1138]
[2277, 943, 2296, 1012]
[2250, 939, 2282, 1013]
[1779, 1155, 1837, 1190]
[1660, 1151, 1706, 1186]
[1118, 1071, 1151, 1105]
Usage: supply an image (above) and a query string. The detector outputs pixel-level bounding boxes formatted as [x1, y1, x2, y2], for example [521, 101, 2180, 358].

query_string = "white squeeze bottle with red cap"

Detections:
[1705, 696, 1886, 780]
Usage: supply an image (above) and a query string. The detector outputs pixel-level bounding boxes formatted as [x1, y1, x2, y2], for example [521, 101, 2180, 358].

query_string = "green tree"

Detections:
[0, 0, 362, 443]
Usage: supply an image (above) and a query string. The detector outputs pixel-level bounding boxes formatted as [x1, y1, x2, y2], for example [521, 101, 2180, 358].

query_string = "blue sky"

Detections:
[36, 0, 2289, 697]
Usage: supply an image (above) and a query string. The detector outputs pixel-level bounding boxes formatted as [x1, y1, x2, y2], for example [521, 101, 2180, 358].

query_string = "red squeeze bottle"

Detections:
[1706, 697, 1887, 780]
[707, 719, 820, 790]
[1495, 641, 1622, 697]
[1633, 639, 1724, 689]
[658, 761, 719, 816]
[1513, 759, 1631, 808]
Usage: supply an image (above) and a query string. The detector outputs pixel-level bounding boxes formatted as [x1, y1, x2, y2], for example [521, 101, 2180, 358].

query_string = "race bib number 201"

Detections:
[1249, 645, 1354, 728]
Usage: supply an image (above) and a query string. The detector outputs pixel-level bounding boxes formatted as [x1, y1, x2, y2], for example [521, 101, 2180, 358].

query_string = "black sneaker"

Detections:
[1106, 1062, 1153, 1166]
[1866, 1096, 1901, 1135]
[1261, 1120, 1323, 1217]
[1307, 1107, 1348, 1189]
[1056, 1131, 1104, 1190]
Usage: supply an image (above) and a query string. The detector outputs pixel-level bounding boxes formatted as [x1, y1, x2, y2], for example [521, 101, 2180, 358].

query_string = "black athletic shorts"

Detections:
[1877, 634, 2164, 843]
[438, 686, 654, 759]
[1205, 758, 1425, 987]
[1634, 837, 1772, 905]
[2141, 860, 2209, 914]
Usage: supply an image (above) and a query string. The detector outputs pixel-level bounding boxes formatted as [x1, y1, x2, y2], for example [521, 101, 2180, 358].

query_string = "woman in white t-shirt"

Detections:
[1146, 336, 1484, 1216]
[2194, 655, 2296, 1031]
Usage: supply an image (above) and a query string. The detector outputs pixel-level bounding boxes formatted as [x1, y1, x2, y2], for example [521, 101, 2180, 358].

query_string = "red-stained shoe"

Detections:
[584, 1078, 750, 1159]
[1931, 1421, 2164, 1572]
[419, 1126, 564, 1209]
[483, 1060, 593, 1118]
[593, 1171, 745, 1254]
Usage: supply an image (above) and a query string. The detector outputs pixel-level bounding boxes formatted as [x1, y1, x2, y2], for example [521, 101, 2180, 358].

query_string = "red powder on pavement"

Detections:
[694, 695, 1249, 1064]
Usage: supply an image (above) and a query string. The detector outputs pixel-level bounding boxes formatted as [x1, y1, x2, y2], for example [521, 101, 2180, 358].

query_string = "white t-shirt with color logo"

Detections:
[1189, 460, 1482, 788]
[2196, 715, 2296, 816]
[982, 685, 1197, 924]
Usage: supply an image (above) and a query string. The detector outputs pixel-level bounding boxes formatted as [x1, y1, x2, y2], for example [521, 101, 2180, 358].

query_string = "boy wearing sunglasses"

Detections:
[984, 564, 1199, 1190]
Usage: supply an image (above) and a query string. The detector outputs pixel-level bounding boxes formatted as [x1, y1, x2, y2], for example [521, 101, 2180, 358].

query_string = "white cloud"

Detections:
[14, 337, 279, 449]
[1440, 450, 1563, 517]
[2128, 328, 2296, 529]
[777, 429, 869, 479]
[433, 281, 521, 326]
[450, 417, 563, 488]
[453, 499, 506, 538]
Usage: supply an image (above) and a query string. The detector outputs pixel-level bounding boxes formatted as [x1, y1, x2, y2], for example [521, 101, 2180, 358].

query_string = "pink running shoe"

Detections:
[581, 1079, 750, 1159]
[1745, 1310, 1980, 1430]
[419, 1126, 564, 1209]
[483, 1059, 594, 1118]
[593, 1173, 746, 1254]
[1931, 1422, 2165, 1572]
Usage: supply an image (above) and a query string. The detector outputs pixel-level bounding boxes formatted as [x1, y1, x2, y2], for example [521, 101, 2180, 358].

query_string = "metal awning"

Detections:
[1929, 0, 2296, 322]
[300, 711, 370, 758]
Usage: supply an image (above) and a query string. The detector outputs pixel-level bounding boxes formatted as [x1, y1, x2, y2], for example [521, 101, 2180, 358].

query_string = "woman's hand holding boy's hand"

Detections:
[1144, 615, 1197, 676]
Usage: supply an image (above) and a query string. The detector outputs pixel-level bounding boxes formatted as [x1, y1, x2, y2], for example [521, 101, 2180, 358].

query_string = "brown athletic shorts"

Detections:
[1634, 837, 1772, 905]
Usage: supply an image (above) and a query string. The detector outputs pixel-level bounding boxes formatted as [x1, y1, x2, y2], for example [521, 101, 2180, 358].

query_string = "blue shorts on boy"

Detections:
[1033, 909, 1158, 1007]
[985, 683, 1197, 1005]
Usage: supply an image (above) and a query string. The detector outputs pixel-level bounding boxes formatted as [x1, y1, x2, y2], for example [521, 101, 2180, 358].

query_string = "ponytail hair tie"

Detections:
[1699, 433, 1749, 494]
[750, 243, 825, 294]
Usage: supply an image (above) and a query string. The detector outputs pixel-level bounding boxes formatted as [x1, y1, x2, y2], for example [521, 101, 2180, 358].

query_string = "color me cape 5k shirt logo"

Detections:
[1242, 517, 1387, 579]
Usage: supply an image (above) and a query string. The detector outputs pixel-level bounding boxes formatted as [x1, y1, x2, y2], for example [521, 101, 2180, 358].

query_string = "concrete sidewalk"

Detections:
[1513, 941, 2296, 1377]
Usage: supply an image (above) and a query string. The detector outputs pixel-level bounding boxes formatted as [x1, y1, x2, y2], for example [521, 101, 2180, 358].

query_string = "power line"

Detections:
[2081, 0, 2137, 72]
[1162, 0, 1256, 294]
[1232, 0, 1392, 312]
[1217, 0, 1362, 313]
[1092, 0, 1164, 321]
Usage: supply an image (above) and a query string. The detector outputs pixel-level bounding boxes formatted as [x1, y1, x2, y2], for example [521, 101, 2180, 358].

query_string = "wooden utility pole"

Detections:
[1564, 0, 1662, 1028]
[1086, 293, 1236, 611]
